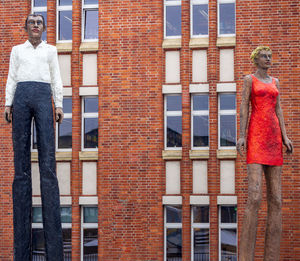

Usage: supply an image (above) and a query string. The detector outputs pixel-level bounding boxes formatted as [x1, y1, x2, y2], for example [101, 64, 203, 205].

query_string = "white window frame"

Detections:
[81, 206, 98, 261]
[164, 205, 182, 261]
[218, 93, 236, 149]
[217, 0, 236, 37]
[191, 94, 209, 150]
[82, 96, 99, 151]
[164, 0, 182, 39]
[164, 94, 182, 150]
[218, 205, 237, 261]
[82, 0, 99, 42]
[190, 0, 209, 38]
[191, 205, 210, 261]
[32, 1, 47, 14]
[56, 96, 72, 152]
[57, 0, 73, 43]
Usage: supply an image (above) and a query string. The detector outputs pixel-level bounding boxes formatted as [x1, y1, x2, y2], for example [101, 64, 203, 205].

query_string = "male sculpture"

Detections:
[4, 14, 64, 260]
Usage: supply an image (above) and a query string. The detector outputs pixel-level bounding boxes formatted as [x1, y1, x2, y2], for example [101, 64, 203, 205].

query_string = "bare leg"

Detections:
[239, 164, 264, 261]
[263, 165, 282, 261]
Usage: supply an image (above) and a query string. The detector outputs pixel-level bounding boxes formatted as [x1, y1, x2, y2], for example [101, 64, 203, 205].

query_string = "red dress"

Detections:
[247, 75, 283, 166]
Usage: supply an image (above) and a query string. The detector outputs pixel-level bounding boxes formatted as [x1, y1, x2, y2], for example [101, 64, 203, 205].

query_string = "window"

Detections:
[82, 207, 98, 261]
[32, 206, 72, 260]
[82, 97, 98, 150]
[164, 0, 181, 38]
[32, 120, 38, 151]
[192, 94, 209, 148]
[192, 206, 209, 261]
[57, 97, 72, 150]
[218, 94, 236, 148]
[165, 95, 182, 149]
[218, 0, 235, 36]
[164, 205, 182, 261]
[82, 0, 99, 41]
[219, 206, 237, 261]
[57, 0, 72, 41]
[32, 0, 47, 41]
[191, 0, 208, 37]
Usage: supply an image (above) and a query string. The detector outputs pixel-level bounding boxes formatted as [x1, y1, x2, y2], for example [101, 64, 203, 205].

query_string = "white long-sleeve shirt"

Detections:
[5, 40, 63, 108]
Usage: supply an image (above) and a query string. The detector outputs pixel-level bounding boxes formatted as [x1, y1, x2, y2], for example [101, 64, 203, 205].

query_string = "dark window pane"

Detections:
[63, 97, 72, 113]
[33, 120, 37, 149]
[193, 95, 209, 111]
[84, 229, 98, 260]
[61, 207, 72, 223]
[167, 116, 182, 147]
[59, 11, 72, 40]
[84, 0, 98, 4]
[58, 118, 72, 149]
[84, 207, 98, 223]
[59, 0, 72, 5]
[193, 4, 208, 36]
[219, 3, 235, 35]
[221, 229, 237, 260]
[167, 96, 181, 111]
[33, 207, 43, 223]
[84, 118, 98, 148]
[166, 5, 181, 37]
[34, 0, 47, 7]
[166, 205, 182, 223]
[34, 12, 47, 41]
[166, 228, 182, 260]
[220, 115, 236, 147]
[32, 229, 46, 260]
[221, 206, 237, 223]
[220, 94, 235, 110]
[84, 10, 99, 39]
[193, 206, 209, 223]
[193, 115, 209, 147]
[63, 228, 72, 260]
[194, 228, 209, 261]
[84, 97, 98, 113]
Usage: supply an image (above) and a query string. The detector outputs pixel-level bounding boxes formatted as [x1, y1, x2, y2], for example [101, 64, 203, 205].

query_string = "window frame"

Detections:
[190, 0, 209, 38]
[191, 94, 209, 150]
[217, 0, 236, 37]
[82, 0, 99, 42]
[218, 93, 236, 149]
[56, 0, 73, 43]
[164, 94, 182, 150]
[164, 0, 182, 39]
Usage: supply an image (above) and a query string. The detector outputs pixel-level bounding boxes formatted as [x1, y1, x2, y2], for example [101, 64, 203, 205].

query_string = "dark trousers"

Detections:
[12, 82, 63, 261]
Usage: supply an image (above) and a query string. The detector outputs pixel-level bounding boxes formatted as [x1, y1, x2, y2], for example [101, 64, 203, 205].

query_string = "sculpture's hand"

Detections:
[237, 137, 246, 156]
[55, 107, 64, 124]
[283, 136, 293, 155]
[4, 106, 12, 123]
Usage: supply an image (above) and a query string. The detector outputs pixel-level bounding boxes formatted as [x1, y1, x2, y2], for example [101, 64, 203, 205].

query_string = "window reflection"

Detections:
[193, 4, 208, 36]
[166, 228, 182, 260]
[219, 3, 235, 35]
[166, 5, 181, 37]
[59, 11, 72, 40]
[84, 10, 98, 39]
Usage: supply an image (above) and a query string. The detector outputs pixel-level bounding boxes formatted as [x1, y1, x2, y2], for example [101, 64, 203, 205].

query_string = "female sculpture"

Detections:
[237, 46, 293, 261]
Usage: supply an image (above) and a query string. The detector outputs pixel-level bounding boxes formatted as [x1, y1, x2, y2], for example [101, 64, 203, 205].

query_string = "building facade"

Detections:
[0, 0, 299, 260]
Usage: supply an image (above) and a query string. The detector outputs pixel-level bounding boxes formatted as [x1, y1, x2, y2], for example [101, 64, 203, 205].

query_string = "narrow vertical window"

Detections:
[219, 206, 237, 261]
[32, 120, 38, 151]
[218, 0, 235, 36]
[192, 206, 209, 261]
[32, 0, 47, 41]
[191, 0, 209, 37]
[57, 97, 72, 150]
[82, 0, 99, 41]
[165, 95, 182, 149]
[164, 205, 182, 260]
[164, 0, 182, 38]
[218, 94, 236, 148]
[192, 94, 209, 148]
[57, 0, 73, 41]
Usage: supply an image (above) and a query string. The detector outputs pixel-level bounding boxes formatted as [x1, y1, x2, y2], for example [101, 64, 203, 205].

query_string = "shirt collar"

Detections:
[24, 40, 46, 49]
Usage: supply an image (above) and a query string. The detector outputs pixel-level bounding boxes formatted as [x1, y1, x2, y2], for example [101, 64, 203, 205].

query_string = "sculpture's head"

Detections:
[250, 46, 272, 67]
[24, 14, 46, 39]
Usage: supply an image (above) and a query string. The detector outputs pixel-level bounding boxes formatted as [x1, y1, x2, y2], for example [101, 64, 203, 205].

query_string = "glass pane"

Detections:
[167, 96, 181, 111]
[33, 207, 43, 223]
[84, 10, 99, 39]
[59, 0, 72, 5]
[63, 97, 72, 113]
[166, 228, 182, 260]
[84, 97, 98, 113]
[221, 206, 237, 223]
[219, 3, 235, 35]
[167, 116, 182, 148]
[63, 228, 72, 259]
[34, 0, 47, 7]
[34, 12, 47, 41]
[84, 118, 98, 148]
[58, 118, 72, 149]
[166, 205, 182, 223]
[33, 120, 37, 149]
[220, 115, 236, 147]
[194, 228, 209, 261]
[32, 228, 46, 260]
[61, 207, 72, 223]
[221, 229, 237, 261]
[220, 94, 236, 110]
[84, 229, 98, 260]
[84, 0, 98, 4]
[193, 4, 208, 36]
[193, 206, 209, 223]
[84, 207, 98, 223]
[193, 95, 208, 111]
[59, 11, 72, 40]
[193, 115, 209, 147]
[166, 5, 181, 37]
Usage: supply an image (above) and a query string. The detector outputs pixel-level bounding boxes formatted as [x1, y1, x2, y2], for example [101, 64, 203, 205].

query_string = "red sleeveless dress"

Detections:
[247, 75, 283, 166]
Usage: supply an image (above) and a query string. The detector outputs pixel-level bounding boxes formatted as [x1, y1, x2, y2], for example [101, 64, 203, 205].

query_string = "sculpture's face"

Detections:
[25, 15, 44, 39]
[255, 50, 272, 69]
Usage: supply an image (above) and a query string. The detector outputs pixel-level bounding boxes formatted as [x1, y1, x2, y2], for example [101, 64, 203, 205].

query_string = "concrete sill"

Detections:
[216, 149, 237, 159]
[79, 151, 98, 160]
[79, 42, 99, 52]
[189, 149, 209, 159]
[162, 38, 181, 49]
[31, 151, 72, 161]
[162, 150, 182, 160]
[56, 42, 72, 53]
[216, 36, 236, 47]
[189, 37, 209, 48]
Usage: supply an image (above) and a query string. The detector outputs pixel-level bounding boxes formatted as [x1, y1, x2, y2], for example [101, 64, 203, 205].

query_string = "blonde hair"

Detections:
[250, 46, 272, 65]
